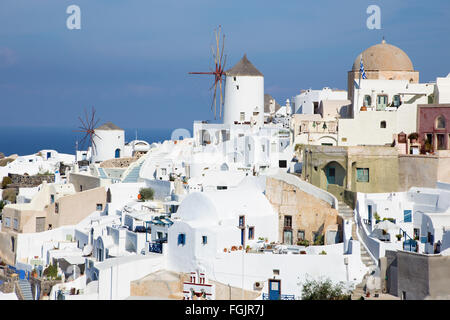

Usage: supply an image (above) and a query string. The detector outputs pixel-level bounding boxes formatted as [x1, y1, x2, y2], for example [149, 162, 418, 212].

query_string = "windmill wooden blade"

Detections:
[188, 26, 226, 120]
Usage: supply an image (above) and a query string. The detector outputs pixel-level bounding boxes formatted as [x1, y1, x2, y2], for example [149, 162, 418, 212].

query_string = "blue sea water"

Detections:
[0, 126, 183, 157]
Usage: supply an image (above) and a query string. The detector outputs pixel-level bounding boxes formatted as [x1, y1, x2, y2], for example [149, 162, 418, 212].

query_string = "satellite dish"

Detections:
[82, 244, 93, 256]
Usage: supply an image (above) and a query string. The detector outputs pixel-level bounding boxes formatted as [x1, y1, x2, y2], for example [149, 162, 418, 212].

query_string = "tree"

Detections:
[1, 176, 12, 189]
[139, 187, 154, 201]
[301, 278, 350, 300]
[2, 188, 16, 203]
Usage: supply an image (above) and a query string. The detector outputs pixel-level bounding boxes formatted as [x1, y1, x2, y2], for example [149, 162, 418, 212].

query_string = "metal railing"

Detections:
[148, 242, 163, 254]
[262, 293, 295, 300]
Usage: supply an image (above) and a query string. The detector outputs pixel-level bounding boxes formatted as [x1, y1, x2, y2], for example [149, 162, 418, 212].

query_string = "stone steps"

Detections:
[18, 280, 33, 300]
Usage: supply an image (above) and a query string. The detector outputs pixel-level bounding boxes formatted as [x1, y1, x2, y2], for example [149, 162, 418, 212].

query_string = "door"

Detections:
[115, 148, 121, 158]
[283, 230, 293, 245]
[241, 229, 245, 247]
[36, 217, 45, 232]
[403, 210, 412, 223]
[368, 205, 372, 222]
[377, 95, 388, 110]
[327, 167, 336, 184]
[268, 279, 281, 300]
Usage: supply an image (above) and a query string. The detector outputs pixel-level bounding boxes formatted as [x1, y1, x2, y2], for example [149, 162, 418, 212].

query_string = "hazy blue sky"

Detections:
[0, 0, 449, 131]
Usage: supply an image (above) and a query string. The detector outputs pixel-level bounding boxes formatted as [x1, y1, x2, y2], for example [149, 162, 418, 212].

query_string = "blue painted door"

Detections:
[327, 167, 335, 184]
[368, 205, 372, 221]
[268, 279, 281, 300]
[115, 148, 120, 158]
[404, 210, 412, 223]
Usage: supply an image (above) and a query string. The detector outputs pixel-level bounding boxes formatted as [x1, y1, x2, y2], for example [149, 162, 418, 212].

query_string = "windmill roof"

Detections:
[96, 122, 123, 131]
[226, 54, 263, 77]
[264, 94, 281, 113]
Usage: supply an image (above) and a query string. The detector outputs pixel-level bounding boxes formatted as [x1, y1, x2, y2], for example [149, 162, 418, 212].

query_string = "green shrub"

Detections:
[319, 250, 327, 255]
[297, 239, 310, 247]
[301, 278, 350, 300]
[43, 264, 58, 279]
[1, 176, 12, 189]
[313, 234, 324, 246]
[139, 187, 154, 201]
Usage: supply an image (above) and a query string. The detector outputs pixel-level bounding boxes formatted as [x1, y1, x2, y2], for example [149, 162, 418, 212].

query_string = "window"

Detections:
[356, 168, 369, 182]
[178, 233, 186, 246]
[161, 168, 167, 175]
[248, 227, 254, 240]
[380, 121, 386, 128]
[240, 112, 245, 121]
[236, 85, 239, 90]
[262, 145, 265, 152]
[437, 134, 446, 150]
[427, 232, 434, 244]
[284, 216, 292, 228]
[13, 218, 18, 230]
[55, 203, 59, 214]
[297, 230, 305, 240]
[11, 237, 15, 252]
[50, 194, 55, 204]
[217, 186, 227, 190]
[233, 77, 236, 81]
[202, 236, 207, 245]
[413, 228, 420, 239]
[4, 217, 10, 228]
[248, 144, 251, 151]
[279, 160, 287, 168]
[393, 95, 401, 107]
[435, 115, 446, 129]
[96, 204, 103, 211]
[363, 95, 372, 107]
[239, 215, 245, 228]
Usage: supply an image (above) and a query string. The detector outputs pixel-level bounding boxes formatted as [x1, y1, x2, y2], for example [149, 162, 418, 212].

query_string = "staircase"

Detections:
[122, 161, 144, 183]
[17, 279, 33, 300]
[338, 201, 376, 299]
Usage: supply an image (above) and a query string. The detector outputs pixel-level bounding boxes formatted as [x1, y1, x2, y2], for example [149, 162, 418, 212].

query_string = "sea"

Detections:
[0, 126, 185, 157]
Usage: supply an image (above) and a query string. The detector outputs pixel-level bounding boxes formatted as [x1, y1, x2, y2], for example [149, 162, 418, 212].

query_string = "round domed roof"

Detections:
[352, 40, 414, 72]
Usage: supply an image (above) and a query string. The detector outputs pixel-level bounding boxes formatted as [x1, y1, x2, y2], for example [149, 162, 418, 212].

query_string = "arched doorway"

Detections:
[323, 161, 346, 186]
[115, 148, 121, 158]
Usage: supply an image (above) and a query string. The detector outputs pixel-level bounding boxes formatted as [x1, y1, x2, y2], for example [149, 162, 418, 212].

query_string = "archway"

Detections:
[323, 161, 346, 186]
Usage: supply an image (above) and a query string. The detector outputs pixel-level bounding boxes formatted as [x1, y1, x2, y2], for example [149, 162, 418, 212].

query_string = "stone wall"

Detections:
[8, 173, 54, 188]
[265, 177, 341, 245]
[100, 157, 137, 168]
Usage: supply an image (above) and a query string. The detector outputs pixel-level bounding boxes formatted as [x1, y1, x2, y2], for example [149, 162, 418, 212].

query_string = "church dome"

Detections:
[352, 40, 414, 72]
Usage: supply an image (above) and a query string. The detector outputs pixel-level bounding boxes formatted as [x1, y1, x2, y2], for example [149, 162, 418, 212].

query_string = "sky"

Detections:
[0, 0, 449, 131]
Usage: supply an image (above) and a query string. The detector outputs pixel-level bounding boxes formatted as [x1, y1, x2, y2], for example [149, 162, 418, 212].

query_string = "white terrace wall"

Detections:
[15, 226, 75, 264]
[204, 245, 366, 299]
[96, 255, 165, 300]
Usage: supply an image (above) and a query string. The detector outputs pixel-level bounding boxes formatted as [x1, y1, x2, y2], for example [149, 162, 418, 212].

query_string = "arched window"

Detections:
[363, 95, 372, 107]
[380, 121, 387, 128]
[436, 115, 446, 129]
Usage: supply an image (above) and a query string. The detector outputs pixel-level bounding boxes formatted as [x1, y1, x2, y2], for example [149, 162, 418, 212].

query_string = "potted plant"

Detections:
[396, 234, 402, 241]
[408, 132, 419, 143]
[374, 212, 381, 223]
[246, 245, 251, 253]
